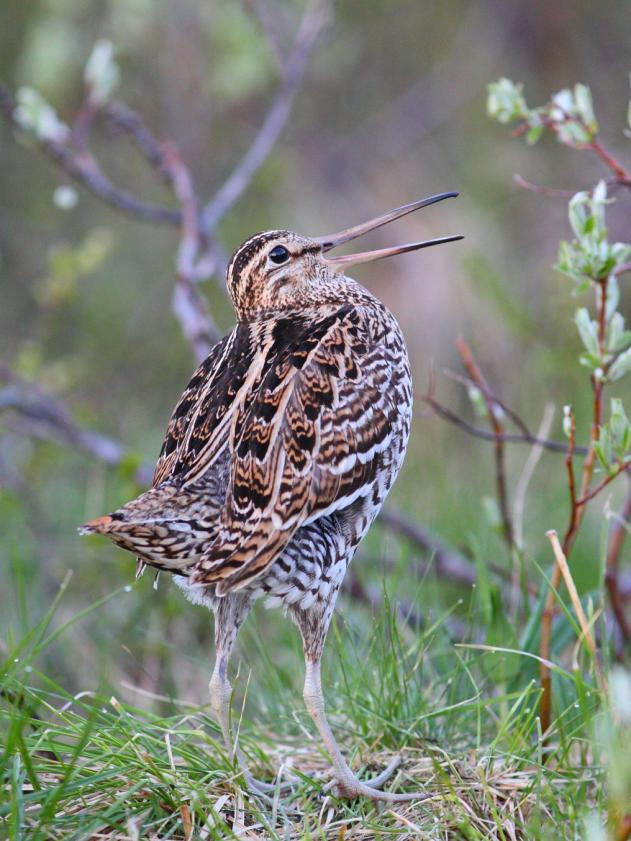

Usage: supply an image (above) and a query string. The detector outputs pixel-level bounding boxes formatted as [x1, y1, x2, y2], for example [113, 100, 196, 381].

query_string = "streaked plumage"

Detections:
[80, 194, 462, 800]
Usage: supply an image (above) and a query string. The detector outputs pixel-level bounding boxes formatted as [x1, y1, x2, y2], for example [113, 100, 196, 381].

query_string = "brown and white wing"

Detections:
[152, 325, 253, 487]
[190, 304, 400, 593]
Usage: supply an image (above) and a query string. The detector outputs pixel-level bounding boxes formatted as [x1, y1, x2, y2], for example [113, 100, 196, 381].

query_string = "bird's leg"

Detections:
[210, 594, 266, 794]
[210, 594, 295, 796]
[295, 599, 428, 802]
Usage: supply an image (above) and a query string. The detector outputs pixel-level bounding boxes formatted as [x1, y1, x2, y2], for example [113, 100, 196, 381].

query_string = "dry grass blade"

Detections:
[545, 529, 607, 694]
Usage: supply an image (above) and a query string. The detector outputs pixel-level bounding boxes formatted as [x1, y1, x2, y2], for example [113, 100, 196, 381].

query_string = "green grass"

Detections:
[1, 549, 628, 840]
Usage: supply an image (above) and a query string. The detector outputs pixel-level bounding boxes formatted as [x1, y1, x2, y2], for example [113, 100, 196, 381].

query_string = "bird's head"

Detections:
[226, 192, 463, 321]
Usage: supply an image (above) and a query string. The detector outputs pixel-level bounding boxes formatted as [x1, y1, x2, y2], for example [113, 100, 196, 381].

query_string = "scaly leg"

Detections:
[293, 595, 428, 802]
[210, 594, 270, 794]
[210, 593, 297, 796]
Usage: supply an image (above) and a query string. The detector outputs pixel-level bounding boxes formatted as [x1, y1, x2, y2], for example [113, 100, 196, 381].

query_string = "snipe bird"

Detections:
[80, 192, 462, 801]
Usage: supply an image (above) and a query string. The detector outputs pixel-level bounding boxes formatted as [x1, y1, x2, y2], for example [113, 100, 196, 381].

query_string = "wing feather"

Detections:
[191, 304, 400, 592]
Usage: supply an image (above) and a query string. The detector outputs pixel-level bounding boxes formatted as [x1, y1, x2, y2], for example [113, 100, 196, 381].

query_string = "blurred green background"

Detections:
[1, 0, 630, 710]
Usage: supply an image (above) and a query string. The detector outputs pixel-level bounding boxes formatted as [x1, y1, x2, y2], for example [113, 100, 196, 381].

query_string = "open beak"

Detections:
[315, 191, 463, 269]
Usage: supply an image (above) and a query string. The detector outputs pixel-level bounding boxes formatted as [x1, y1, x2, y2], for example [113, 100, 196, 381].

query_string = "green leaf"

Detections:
[607, 312, 625, 352]
[579, 353, 602, 370]
[594, 428, 612, 470]
[486, 78, 529, 124]
[610, 399, 630, 458]
[574, 83, 598, 135]
[526, 124, 544, 144]
[574, 308, 599, 356]
[609, 347, 631, 381]
[84, 40, 120, 106]
[13, 87, 69, 143]
[568, 191, 590, 239]
[603, 276, 620, 322]
[467, 385, 487, 419]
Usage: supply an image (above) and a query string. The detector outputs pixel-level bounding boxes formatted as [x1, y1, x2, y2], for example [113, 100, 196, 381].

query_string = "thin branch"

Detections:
[72, 97, 99, 153]
[419, 394, 587, 455]
[443, 368, 533, 440]
[513, 174, 577, 198]
[378, 507, 538, 598]
[0, 80, 228, 365]
[605, 480, 631, 649]
[513, 173, 627, 199]
[563, 408, 579, 550]
[589, 139, 631, 186]
[0, 372, 152, 486]
[539, 406, 577, 735]
[1, 363, 492, 611]
[241, 0, 285, 69]
[512, 109, 631, 190]
[574, 279, 608, 527]
[378, 508, 477, 589]
[104, 101, 172, 181]
[612, 261, 631, 278]
[200, 0, 329, 234]
[163, 143, 221, 359]
[0, 83, 181, 227]
[576, 460, 631, 506]
[540, 276, 610, 735]
[456, 339, 514, 547]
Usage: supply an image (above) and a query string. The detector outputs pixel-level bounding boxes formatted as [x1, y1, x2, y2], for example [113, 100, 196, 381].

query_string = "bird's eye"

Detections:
[269, 245, 290, 265]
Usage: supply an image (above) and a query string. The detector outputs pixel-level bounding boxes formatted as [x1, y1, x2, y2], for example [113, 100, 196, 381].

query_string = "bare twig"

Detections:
[605, 482, 631, 656]
[379, 507, 538, 599]
[577, 461, 631, 506]
[378, 508, 477, 589]
[163, 143, 221, 359]
[72, 98, 99, 153]
[0, 83, 181, 227]
[0, 2, 329, 369]
[513, 174, 577, 198]
[611, 261, 631, 279]
[589, 139, 631, 187]
[564, 408, 579, 544]
[200, 0, 329, 234]
[512, 110, 631, 190]
[605, 481, 631, 650]
[420, 393, 587, 455]
[442, 368, 533, 441]
[241, 0, 285, 68]
[0, 362, 492, 608]
[513, 173, 629, 199]
[540, 406, 577, 735]
[456, 339, 514, 547]
[104, 101, 173, 181]
[540, 275, 611, 734]
[0, 371, 152, 486]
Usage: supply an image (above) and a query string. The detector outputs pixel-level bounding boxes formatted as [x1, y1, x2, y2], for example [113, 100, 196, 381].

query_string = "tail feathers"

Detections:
[78, 511, 176, 536]
[79, 483, 188, 536]
[78, 488, 217, 569]
[78, 514, 118, 535]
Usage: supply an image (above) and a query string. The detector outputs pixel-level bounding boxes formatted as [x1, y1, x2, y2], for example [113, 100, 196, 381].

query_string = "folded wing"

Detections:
[189, 304, 399, 593]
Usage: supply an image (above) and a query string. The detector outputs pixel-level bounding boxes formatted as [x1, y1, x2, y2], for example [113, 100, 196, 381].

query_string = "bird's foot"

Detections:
[240, 766, 306, 798]
[322, 756, 428, 802]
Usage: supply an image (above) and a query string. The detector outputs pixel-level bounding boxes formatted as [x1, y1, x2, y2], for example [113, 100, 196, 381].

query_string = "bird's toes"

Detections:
[320, 772, 428, 803]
